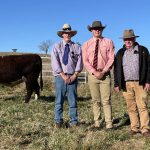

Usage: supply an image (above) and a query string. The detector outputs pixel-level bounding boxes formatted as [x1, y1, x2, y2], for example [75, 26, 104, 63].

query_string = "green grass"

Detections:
[0, 82, 150, 150]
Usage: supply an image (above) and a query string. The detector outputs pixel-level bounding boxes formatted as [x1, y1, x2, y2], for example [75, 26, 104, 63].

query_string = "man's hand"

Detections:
[144, 83, 150, 91]
[69, 74, 77, 83]
[114, 86, 120, 93]
[93, 70, 104, 80]
[60, 72, 70, 84]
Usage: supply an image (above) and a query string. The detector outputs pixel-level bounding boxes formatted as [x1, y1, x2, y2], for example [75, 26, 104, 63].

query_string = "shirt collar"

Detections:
[62, 40, 72, 46]
[93, 37, 103, 42]
[126, 45, 138, 52]
[134, 45, 138, 51]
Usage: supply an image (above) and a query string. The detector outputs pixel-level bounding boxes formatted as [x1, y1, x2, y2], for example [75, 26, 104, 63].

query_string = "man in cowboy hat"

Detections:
[51, 23, 83, 128]
[82, 20, 115, 130]
[114, 29, 150, 137]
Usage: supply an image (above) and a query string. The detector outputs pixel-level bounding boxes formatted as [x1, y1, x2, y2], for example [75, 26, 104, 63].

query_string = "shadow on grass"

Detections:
[58, 120, 94, 129]
[78, 96, 91, 101]
[112, 113, 130, 128]
[0, 95, 24, 101]
[113, 112, 150, 129]
[39, 96, 91, 103]
[0, 95, 55, 103]
[39, 95, 55, 103]
[0, 95, 91, 103]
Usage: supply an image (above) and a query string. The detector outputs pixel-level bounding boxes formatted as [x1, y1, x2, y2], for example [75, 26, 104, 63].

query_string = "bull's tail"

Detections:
[40, 70, 43, 91]
[39, 56, 43, 91]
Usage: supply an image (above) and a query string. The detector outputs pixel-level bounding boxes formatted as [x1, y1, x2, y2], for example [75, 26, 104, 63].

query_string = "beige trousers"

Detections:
[88, 74, 112, 128]
[123, 81, 150, 133]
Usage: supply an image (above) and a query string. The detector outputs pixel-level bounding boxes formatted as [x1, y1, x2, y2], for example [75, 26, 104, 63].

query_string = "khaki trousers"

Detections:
[123, 81, 150, 133]
[88, 74, 112, 128]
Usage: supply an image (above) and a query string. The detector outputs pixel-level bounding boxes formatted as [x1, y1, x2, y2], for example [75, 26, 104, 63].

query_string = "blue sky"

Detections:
[0, 0, 150, 54]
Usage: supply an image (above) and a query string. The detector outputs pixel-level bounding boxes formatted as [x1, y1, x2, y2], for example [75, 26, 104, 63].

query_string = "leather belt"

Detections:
[65, 73, 73, 75]
[91, 71, 110, 76]
[126, 80, 139, 82]
[64, 73, 73, 77]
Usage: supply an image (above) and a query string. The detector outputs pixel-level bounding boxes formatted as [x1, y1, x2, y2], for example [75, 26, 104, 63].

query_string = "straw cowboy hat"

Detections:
[121, 29, 139, 39]
[87, 21, 106, 31]
[57, 24, 77, 38]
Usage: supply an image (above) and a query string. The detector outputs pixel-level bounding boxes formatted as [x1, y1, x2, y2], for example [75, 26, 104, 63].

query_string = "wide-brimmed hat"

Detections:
[120, 29, 139, 39]
[87, 21, 106, 31]
[57, 24, 77, 38]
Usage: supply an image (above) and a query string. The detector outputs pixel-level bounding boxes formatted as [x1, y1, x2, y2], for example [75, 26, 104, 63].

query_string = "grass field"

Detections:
[0, 78, 150, 150]
[0, 51, 150, 149]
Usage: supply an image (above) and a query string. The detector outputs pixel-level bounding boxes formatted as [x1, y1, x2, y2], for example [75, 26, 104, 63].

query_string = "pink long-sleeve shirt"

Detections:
[82, 37, 115, 74]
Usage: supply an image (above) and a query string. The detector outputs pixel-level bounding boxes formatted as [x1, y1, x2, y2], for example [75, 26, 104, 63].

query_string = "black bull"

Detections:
[0, 54, 43, 103]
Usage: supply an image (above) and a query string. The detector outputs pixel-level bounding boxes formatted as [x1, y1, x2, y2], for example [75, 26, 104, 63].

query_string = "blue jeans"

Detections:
[54, 75, 78, 125]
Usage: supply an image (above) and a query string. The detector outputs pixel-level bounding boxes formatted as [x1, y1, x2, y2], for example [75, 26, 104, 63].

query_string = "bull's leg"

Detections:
[25, 81, 34, 103]
[35, 94, 38, 100]
[33, 80, 40, 100]
[25, 71, 40, 102]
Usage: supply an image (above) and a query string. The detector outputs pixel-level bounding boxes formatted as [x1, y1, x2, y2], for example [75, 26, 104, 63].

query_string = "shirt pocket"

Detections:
[70, 51, 79, 63]
[99, 46, 108, 58]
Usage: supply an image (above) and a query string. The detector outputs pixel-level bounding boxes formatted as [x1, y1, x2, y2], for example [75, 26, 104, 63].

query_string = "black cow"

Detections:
[0, 54, 43, 103]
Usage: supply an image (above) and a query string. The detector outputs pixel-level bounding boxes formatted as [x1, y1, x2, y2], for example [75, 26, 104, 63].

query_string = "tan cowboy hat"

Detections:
[87, 21, 106, 31]
[57, 24, 77, 38]
[120, 29, 139, 39]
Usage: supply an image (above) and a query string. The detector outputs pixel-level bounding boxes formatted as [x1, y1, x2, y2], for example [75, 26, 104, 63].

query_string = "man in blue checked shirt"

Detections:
[51, 24, 83, 128]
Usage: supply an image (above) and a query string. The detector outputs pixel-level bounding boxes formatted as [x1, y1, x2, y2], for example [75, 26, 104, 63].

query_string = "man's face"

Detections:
[123, 38, 135, 49]
[62, 32, 71, 42]
[92, 27, 103, 38]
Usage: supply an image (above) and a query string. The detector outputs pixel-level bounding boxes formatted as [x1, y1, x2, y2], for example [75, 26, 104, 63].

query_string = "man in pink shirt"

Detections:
[82, 20, 115, 130]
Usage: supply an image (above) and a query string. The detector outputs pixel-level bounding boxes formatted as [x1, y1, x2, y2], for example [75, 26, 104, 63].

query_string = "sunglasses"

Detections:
[92, 27, 102, 31]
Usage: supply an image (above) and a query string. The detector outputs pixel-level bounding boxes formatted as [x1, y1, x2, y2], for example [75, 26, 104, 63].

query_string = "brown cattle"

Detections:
[0, 54, 43, 103]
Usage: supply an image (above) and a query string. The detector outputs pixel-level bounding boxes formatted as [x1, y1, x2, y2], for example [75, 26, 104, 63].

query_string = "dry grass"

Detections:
[0, 80, 150, 150]
[0, 53, 150, 149]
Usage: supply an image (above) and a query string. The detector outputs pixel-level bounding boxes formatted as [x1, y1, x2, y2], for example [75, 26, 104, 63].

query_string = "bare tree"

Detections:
[38, 40, 51, 55]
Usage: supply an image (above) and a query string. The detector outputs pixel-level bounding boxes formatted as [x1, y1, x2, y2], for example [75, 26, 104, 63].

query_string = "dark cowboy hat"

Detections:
[87, 21, 106, 31]
[57, 24, 77, 38]
[120, 29, 139, 39]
